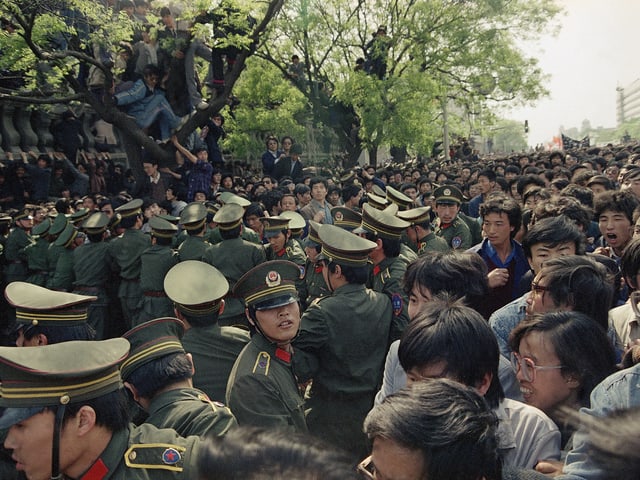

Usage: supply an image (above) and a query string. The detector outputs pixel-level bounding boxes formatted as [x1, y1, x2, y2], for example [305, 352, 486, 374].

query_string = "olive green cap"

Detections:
[5, 281, 96, 329]
[54, 223, 78, 247]
[0, 338, 129, 415]
[218, 191, 251, 207]
[164, 261, 229, 317]
[304, 220, 322, 248]
[82, 212, 109, 234]
[260, 216, 290, 238]
[331, 207, 362, 232]
[13, 207, 32, 222]
[355, 203, 410, 240]
[70, 208, 90, 224]
[180, 202, 207, 230]
[32, 218, 51, 236]
[340, 171, 356, 184]
[280, 211, 306, 231]
[366, 193, 389, 210]
[115, 198, 143, 218]
[213, 203, 244, 230]
[397, 206, 432, 225]
[49, 213, 69, 236]
[233, 260, 300, 310]
[433, 185, 463, 205]
[317, 223, 377, 267]
[371, 184, 386, 197]
[120, 317, 186, 381]
[157, 214, 180, 225]
[0, 215, 12, 224]
[149, 216, 178, 238]
[386, 185, 413, 210]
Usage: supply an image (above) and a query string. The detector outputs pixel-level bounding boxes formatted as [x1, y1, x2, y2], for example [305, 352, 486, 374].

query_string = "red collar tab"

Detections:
[315, 264, 323, 273]
[276, 248, 286, 257]
[81, 458, 109, 480]
[373, 265, 381, 276]
[275, 348, 291, 363]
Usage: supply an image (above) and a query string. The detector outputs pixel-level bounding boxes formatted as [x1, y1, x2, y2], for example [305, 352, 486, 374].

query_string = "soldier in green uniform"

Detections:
[48, 222, 81, 292]
[5, 281, 96, 345]
[109, 199, 151, 330]
[365, 192, 389, 210]
[120, 317, 237, 437]
[385, 185, 413, 211]
[178, 202, 212, 261]
[354, 203, 411, 341]
[303, 221, 330, 306]
[226, 260, 308, 432]
[0, 339, 202, 479]
[4, 209, 34, 285]
[397, 206, 449, 255]
[433, 185, 473, 250]
[24, 217, 51, 286]
[165, 261, 250, 403]
[45, 213, 68, 286]
[202, 203, 266, 327]
[293, 224, 393, 459]
[261, 216, 307, 306]
[73, 212, 112, 339]
[381, 203, 418, 267]
[69, 207, 90, 228]
[330, 206, 362, 232]
[139, 217, 179, 323]
[280, 210, 306, 248]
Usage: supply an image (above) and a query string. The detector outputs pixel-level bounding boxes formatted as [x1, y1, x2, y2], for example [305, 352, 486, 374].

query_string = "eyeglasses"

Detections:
[357, 456, 375, 479]
[511, 352, 564, 383]
[530, 281, 549, 296]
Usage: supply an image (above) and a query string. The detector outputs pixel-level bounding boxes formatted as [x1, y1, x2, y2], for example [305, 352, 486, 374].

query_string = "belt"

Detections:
[144, 290, 167, 297]
[74, 286, 102, 293]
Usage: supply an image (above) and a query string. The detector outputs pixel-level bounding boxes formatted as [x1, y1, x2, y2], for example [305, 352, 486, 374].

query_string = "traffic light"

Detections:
[432, 141, 443, 158]
[524, 120, 529, 133]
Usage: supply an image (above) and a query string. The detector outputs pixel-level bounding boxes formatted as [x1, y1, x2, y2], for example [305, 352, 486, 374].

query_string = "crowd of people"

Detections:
[2, 136, 640, 479]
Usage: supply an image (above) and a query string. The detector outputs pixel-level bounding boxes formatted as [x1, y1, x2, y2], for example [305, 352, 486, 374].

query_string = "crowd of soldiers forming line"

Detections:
[3, 142, 640, 478]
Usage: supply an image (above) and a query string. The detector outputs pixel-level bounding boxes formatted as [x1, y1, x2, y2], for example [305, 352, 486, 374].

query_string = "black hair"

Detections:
[621, 237, 640, 289]
[125, 352, 193, 399]
[23, 323, 96, 344]
[532, 195, 592, 232]
[594, 190, 640, 224]
[522, 216, 585, 258]
[327, 261, 368, 285]
[516, 175, 546, 196]
[561, 185, 594, 209]
[478, 169, 497, 182]
[153, 234, 173, 246]
[479, 194, 522, 238]
[309, 177, 328, 190]
[61, 388, 130, 432]
[86, 231, 105, 243]
[399, 296, 504, 408]
[119, 213, 140, 229]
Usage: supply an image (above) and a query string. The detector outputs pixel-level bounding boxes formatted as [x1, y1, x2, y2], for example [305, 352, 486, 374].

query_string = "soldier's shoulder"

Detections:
[126, 424, 199, 475]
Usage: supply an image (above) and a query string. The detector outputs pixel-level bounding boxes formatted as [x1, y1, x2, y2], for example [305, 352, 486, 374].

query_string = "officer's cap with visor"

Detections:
[233, 260, 300, 311]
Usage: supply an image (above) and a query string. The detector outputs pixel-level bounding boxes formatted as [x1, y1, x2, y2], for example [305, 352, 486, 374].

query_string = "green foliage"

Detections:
[491, 119, 528, 153]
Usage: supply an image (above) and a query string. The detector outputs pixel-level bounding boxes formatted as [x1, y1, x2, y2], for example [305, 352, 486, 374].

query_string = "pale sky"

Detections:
[506, 0, 640, 147]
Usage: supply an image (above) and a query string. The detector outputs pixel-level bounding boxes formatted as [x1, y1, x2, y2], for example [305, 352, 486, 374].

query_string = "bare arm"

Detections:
[171, 135, 197, 164]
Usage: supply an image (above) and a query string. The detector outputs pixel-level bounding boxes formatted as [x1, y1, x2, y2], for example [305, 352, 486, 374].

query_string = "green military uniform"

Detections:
[303, 221, 329, 306]
[139, 218, 179, 324]
[178, 203, 212, 261]
[4, 212, 33, 284]
[203, 204, 266, 327]
[385, 185, 413, 211]
[0, 338, 202, 479]
[416, 231, 449, 254]
[47, 223, 77, 292]
[330, 206, 362, 232]
[109, 200, 150, 329]
[227, 261, 308, 432]
[356, 203, 411, 340]
[293, 224, 393, 458]
[177, 234, 211, 261]
[459, 211, 483, 246]
[433, 185, 473, 250]
[45, 213, 69, 285]
[261, 216, 308, 305]
[165, 261, 250, 403]
[73, 213, 112, 339]
[24, 218, 51, 286]
[121, 317, 237, 438]
[397, 206, 449, 255]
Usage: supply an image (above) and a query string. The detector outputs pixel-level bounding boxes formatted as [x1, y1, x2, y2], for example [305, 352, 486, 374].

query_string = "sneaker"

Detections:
[196, 101, 210, 111]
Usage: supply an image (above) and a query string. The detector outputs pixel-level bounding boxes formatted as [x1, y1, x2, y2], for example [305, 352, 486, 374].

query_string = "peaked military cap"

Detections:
[180, 202, 207, 230]
[214, 203, 244, 230]
[49, 213, 69, 236]
[149, 216, 177, 238]
[218, 191, 251, 207]
[120, 317, 186, 380]
[366, 192, 389, 210]
[260, 216, 291, 238]
[0, 338, 129, 427]
[82, 212, 109, 234]
[340, 171, 356, 184]
[386, 185, 413, 210]
[434, 185, 463, 205]
[331, 206, 362, 231]
[233, 260, 300, 310]
[115, 198, 143, 218]
[356, 203, 410, 240]
[371, 184, 386, 197]
[0, 214, 11, 224]
[54, 223, 78, 247]
[13, 207, 32, 222]
[32, 217, 51, 236]
[164, 261, 229, 317]
[280, 211, 306, 232]
[305, 220, 322, 248]
[5, 281, 97, 329]
[383, 203, 399, 215]
[70, 208, 90, 224]
[317, 223, 377, 267]
[397, 206, 432, 225]
[157, 214, 180, 225]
